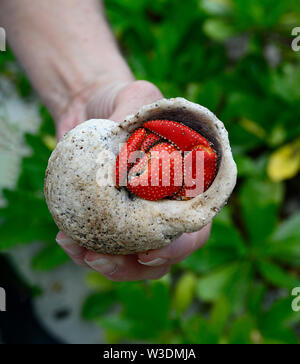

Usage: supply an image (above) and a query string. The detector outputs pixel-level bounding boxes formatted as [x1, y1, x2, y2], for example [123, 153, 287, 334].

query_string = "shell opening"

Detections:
[116, 105, 222, 200]
[141, 106, 222, 170]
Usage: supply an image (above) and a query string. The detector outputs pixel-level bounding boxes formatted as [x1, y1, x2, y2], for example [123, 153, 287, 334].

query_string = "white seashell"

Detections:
[44, 98, 237, 254]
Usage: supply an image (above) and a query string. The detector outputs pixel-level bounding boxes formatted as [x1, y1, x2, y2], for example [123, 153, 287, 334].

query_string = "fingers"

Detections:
[56, 97, 90, 140]
[56, 231, 90, 268]
[56, 231, 170, 281]
[109, 80, 163, 122]
[84, 251, 170, 282]
[86, 81, 131, 120]
[138, 224, 212, 267]
[56, 224, 211, 280]
[56, 80, 162, 139]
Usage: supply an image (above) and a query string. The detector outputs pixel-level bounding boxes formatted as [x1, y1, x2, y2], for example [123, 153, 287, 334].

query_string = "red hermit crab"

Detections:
[115, 120, 218, 201]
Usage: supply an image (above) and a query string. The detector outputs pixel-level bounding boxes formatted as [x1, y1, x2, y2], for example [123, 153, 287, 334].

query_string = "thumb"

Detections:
[110, 80, 163, 122]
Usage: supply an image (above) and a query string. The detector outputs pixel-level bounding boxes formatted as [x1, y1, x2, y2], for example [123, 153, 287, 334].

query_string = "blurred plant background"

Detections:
[0, 0, 300, 344]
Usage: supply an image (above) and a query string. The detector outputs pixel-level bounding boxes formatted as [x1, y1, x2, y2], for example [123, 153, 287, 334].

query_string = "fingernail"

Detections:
[56, 237, 83, 256]
[72, 257, 90, 268]
[84, 258, 118, 275]
[138, 258, 168, 267]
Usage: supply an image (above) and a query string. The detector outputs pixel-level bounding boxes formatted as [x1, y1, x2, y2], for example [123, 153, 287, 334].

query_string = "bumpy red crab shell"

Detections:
[115, 120, 218, 201]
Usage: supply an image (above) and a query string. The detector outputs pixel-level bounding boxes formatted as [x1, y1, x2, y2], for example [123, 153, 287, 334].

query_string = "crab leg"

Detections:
[115, 128, 146, 187]
[127, 142, 183, 201]
[143, 120, 211, 151]
[176, 144, 218, 199]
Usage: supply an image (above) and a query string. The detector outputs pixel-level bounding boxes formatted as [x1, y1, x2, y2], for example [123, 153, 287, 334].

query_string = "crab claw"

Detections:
[176, 144, 218, 199]
[140, 132, 161, 152]
[127, 142, 182, 201]
[115, 128, 146, 187]
[143, 120, 211, 151]
[115, 119, 217, 201]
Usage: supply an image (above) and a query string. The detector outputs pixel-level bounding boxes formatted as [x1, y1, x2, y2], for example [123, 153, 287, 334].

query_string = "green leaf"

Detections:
[172, 272, 197, 314]
[39, 105, 56, 136]
[203, 19, 236, 42]
[226, 262, 253, 314]
[0, 109, 59, 251]
[188, 79, 223, 112]
[257, 260, 300, 290]
[272, 64, 300, 104]
[196, 263, 240, 302]
[85, 271, 116, 291]
[181, 315, 219, 344]
[115, 281, 170, 339]
[267, 212, 300, 267]
[228, 316, 257, 344]
[233, 0, 292, 29]
[240, 179, 284, 244]
[200, 0, 232, 16]
[267, 240, 300, 268]
[180, 220, 246, 274]
[247, 282, 266, 317]
[98, 315, 134, 338]
[82, 291, 116, 320]
[32, 244, 69, 271]
[272, 212, 300, 242]
[210, 297, 230, 337]
[179, 244, 239, 275]
[196, 261, 252, 315]
[235, 154, 263, 178]
[0, 216, 58, 250]
[259, 297, 300, 344]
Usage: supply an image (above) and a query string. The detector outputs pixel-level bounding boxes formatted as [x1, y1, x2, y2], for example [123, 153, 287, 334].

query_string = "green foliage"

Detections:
[32, 244, 69, 271]
[94, 280, 172, 342]
[82, 291, 117, 320]
[1, 0, 300, 344]
[172, 272, 197, 314]
[0, 106, 67, 269]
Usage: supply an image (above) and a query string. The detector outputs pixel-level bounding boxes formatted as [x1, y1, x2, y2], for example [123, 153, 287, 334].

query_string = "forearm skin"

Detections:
[0, 0, 133, 119]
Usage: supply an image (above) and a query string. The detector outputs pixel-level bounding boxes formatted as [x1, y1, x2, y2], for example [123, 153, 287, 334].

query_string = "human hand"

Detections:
[55, 80, 212, 281]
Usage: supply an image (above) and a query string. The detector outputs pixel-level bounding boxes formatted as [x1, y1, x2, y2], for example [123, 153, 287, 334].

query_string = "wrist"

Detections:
[55, 77, 134, 140]
[1, 0, 134, 121]
[52, 62, 134, 121]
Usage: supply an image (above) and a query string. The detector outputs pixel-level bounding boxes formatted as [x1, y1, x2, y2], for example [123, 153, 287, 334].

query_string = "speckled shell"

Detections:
[44, 98, 237, 254]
